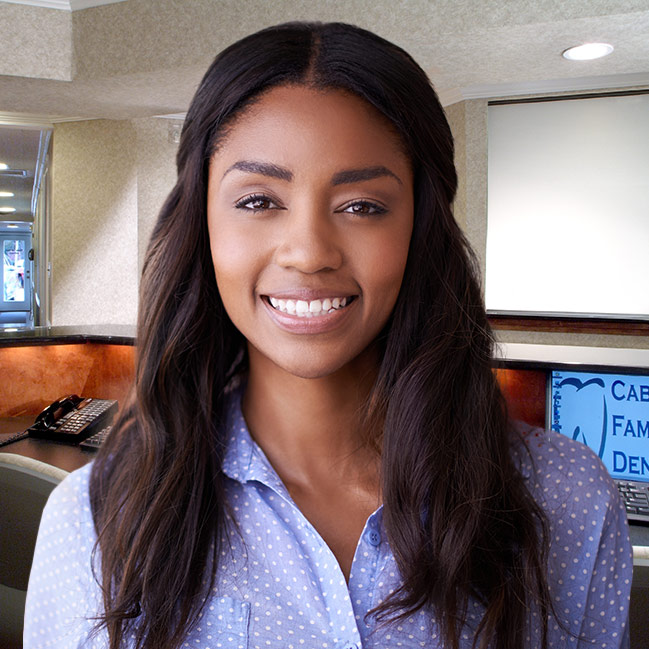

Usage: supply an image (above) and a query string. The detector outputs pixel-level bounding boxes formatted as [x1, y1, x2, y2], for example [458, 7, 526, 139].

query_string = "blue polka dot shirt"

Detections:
[25, 391, 633, 648]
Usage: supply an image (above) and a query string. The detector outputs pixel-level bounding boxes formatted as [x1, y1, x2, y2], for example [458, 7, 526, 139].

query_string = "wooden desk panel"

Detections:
[495, 368, 547, 429]
[0, 343, 134, 417]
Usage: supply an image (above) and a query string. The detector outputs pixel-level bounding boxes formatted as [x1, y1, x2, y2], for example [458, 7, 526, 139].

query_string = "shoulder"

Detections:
[511, 423, 624, 524]
[25, 462, 103, 647]
[511, 426, 633, 645]
[28, 461, 99, 599]
[40, 461, 96, 542]
[47, 460, 93, 506]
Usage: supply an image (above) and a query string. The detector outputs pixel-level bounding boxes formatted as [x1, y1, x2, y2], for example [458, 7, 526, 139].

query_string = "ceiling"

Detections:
[0, 0, 647, 124]
[1, 0, 126, 11]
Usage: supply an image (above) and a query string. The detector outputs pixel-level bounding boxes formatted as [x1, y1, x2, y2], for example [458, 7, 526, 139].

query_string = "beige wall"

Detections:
[51, 118, 177, 326]
[443, 101, 466, 231]
[132, 118, 179, 271]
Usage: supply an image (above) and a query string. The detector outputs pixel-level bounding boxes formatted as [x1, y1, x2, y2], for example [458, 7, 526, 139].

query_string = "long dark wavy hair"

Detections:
[90, 21, 554, 649]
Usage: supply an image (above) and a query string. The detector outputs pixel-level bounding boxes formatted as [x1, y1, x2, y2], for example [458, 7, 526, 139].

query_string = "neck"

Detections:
[242, 347, 380, 492]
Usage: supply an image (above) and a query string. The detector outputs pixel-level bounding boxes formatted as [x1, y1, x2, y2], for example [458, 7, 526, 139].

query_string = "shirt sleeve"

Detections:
[521, 429, 634, 649]
[23, 465, 106, 649]
[572, 484, 633, 649]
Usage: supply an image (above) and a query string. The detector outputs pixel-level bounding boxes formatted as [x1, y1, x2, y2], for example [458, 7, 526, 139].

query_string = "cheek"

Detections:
[209, 239, 253, 337]
[209, 225, 262, 298]
[362, 224, 413, 301]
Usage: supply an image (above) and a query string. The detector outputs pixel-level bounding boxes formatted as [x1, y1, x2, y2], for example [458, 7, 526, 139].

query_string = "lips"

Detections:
[260, 290, 357, 334]
[267, 296, 352, 318]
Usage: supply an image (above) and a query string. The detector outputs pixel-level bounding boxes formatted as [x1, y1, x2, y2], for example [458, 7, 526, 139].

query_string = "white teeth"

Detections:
[295, 300, 309, 314]
[268, 296, 351, 317]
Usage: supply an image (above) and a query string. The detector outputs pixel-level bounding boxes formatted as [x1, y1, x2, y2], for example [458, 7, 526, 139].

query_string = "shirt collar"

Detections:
[221, 385, 292, 500]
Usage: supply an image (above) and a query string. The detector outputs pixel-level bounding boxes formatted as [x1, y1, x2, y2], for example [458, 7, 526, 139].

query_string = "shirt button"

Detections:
[366, 529, 381, 546]
[341, 644, 359, 649]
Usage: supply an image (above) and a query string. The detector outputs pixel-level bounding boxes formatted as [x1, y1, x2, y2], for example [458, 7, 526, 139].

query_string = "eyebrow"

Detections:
[223, 160, 293, 181]
[223, 160, 402, 186]
[332, 166, 402, 186]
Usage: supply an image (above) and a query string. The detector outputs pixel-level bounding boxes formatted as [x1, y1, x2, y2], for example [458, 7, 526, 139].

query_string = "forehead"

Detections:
[210, 84, 410, 173]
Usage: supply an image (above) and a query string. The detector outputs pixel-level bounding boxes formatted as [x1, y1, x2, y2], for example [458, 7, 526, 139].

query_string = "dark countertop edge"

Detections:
[0, 325, 136, 347]
[492, 359, 649, 375]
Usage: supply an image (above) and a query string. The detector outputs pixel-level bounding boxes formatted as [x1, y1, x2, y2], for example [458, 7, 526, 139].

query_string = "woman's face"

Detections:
[207, 84, 414, 380]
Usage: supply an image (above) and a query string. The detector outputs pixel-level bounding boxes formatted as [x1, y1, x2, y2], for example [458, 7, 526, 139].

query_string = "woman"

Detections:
[25, 22, 632, 649]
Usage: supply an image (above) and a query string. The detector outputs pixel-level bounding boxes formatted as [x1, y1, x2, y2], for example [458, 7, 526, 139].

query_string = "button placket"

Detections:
[346, 509, 386, 646]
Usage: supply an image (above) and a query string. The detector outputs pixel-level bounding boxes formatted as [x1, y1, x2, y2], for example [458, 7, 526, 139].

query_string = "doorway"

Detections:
[0, 124, 52, 329]
[0, 226, 32, 325]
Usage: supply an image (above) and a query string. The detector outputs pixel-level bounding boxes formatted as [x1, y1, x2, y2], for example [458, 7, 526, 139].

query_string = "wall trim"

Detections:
[0, 113, 53, 127]
[458, 71, 649, 102]
[1, 0, 126, 11]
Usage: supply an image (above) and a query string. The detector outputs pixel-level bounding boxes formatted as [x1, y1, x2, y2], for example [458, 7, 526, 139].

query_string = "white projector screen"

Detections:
[486, 92, 649, 320]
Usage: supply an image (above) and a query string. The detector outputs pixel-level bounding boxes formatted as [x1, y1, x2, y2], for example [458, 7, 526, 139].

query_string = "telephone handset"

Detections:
[28, 394, 118, 443]
[32, 394, 83, 429]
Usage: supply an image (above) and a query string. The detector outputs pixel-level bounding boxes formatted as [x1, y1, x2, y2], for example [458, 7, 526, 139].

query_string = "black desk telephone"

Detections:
[28, 395, 118, 444]
[0, 395, 118, 449]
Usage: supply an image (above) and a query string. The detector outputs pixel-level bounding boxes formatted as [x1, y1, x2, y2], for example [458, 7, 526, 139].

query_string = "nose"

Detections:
[274, 205, 343, 273]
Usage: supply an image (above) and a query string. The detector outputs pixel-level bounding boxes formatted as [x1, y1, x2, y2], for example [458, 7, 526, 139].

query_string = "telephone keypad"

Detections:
[28, 398, 118, 443]
[57, 400, 115, 435]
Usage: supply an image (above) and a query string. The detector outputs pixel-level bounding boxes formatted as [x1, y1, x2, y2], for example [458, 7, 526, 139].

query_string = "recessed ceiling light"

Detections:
[0, 163, 8, 170]
[0, 207, 16, 213]
[562, 43, 614, 61]
[0, 191, 14, 198]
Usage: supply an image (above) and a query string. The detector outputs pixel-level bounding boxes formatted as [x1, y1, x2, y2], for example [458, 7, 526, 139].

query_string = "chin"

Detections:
[273, 345, 379, 382]
[277, 358, 352, 381]
[247, 337, 380, 382]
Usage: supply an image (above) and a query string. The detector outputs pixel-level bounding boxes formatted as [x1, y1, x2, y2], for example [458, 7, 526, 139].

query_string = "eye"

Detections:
[234, 193, 280, 212]
[339, 200, 387, 216]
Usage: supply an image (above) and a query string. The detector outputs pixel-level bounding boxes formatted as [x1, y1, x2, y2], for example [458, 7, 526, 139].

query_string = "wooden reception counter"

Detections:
[0, 326, 135, 471]
[0, 325, 135, 418]
[1, 329, 648, 456]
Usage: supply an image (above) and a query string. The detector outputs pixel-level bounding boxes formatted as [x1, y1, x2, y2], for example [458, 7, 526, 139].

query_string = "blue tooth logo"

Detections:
[572, 425, 586, 444]
[561, 377, 607, 459]
[597, 396, 608, 459]
[558, 377, 605, 391]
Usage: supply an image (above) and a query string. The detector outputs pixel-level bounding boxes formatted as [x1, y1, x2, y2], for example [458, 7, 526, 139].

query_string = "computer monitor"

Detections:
[547, 368, 649, 483]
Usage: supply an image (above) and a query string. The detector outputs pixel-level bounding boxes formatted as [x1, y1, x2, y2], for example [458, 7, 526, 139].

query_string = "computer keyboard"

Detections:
[79, 425, 112, 450]
[617, 480, 649, 524]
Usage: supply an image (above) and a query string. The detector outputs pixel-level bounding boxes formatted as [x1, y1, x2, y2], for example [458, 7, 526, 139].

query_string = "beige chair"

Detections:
[0, 453, 68, 649]
[630, 556, 649, 648]
[630, 570, 649, 649]
[628, 526, 649, 649]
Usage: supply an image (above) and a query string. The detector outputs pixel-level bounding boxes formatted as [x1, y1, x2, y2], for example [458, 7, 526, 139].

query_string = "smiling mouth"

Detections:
[266, 296, 355, 318]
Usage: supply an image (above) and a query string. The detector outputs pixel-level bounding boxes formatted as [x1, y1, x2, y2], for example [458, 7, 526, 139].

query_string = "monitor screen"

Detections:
[548, 369, 649, 483]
